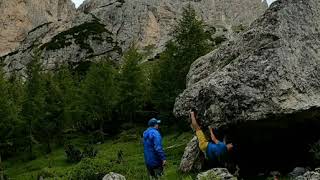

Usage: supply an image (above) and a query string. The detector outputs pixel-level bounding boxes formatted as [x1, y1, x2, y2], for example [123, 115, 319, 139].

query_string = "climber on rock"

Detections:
[190, 109, 233, 167]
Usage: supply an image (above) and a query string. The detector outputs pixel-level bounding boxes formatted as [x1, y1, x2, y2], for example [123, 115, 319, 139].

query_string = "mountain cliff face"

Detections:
[79, 0, 268, 55]
[0, 0, 76, 56]
[1, 13, 122, 74]
[0, 0, 267, 74]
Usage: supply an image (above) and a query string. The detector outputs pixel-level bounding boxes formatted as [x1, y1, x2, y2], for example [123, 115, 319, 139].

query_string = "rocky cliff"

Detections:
[1, 13, 122, 74]
[174, 0, 320, 175]
[0, 0, 267, 74]
[0, 0, 76, 56]
[79, 0, 268, 55]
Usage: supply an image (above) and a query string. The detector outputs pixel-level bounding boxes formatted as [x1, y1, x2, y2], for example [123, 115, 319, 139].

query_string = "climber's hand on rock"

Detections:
[189, 110, 195, 118]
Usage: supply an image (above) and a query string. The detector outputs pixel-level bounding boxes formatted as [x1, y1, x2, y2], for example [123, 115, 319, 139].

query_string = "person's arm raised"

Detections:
[209, 127, 219, 144]
[190, 111, 201, 131]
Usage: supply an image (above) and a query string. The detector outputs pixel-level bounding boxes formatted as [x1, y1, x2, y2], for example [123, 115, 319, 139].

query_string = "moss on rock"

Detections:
[41, 20, 112, 53]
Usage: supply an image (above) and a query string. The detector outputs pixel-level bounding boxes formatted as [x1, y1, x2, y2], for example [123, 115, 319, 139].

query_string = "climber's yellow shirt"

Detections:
[196, 129, 209, 152]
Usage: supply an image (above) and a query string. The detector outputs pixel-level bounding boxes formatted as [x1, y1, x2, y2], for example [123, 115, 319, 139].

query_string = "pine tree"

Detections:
[22, 50, 46, 159]
[53, 66, 79, 131]
[0, 69, 20, 161]
[173, 4, 211, 87]
[80, 61, 118, 139]
[33, 73, 64, 153]
[151, 4, 212, 122]
[151, 42, 179, 119]
[118, 47, 146, 123]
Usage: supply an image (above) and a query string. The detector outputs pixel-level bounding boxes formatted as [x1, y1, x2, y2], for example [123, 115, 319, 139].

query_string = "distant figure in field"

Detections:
[190, 110, 233, 167]
[143, 118, 166, 179]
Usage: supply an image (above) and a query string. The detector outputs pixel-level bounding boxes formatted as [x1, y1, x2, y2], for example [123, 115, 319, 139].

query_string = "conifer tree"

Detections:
[118, 47, 146, 123]
[151, 4, 211, 122]
[22, 50, 46, 158]
[80, 61, 118, 139]
[53, 66, 79, 130]
[0, 69, 19, 162]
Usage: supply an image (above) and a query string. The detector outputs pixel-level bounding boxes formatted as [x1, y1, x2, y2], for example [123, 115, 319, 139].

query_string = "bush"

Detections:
[213, 35, 227, 45]
[82, 144, 98, 158]
[64, 144, 82, 163]
[68, 158, 110, 180]
[90, 131, 105, 144]
[36, 167, 55, 179]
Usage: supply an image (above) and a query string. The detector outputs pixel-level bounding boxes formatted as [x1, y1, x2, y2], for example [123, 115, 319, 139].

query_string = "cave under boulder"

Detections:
[174, 0, 320, 177]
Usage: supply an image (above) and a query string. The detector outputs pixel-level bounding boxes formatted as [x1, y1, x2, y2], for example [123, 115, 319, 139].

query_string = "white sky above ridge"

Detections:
[72, 0, 277, 8]
[72, 0, 85, 8]
[266, 0, 277, 5]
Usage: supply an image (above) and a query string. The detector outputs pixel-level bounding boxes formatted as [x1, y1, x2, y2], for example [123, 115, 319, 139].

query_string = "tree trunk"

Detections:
[28, 120, 33, 160]
[0, 153, 4, 180]
[46, 141, 51, 154]
[99, 120, 105, 142]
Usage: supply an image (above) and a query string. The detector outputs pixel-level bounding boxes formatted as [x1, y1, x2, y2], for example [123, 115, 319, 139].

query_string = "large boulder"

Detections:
[174, 0, 320, 128]
[289, 167, 308, 179]
[179, 136, 202, 172]
[174, 0, 320, 175]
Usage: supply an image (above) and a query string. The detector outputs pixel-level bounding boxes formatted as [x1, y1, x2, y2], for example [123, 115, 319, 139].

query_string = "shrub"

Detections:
[82, 144, 98, 158]
[213, 35, 227, 45]
[90, 131, 105, 144]
[36, 167, 55, 179]
[64, 144, 82, 163]
[68, 158, 110, 180]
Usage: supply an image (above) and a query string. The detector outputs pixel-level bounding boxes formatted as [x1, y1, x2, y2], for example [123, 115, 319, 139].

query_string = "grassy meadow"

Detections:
[3, 128, 194, 180]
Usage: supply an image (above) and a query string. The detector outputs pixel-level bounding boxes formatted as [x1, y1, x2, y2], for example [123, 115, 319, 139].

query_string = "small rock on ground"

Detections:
[102, 172, 126, 180]
[196, 168, 237, 180]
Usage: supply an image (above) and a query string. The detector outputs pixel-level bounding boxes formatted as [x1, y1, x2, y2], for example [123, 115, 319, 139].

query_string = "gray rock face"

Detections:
[197, 168, 237, 180]
[289, 167, 308, 178]
[1, 0, 266, 73]
[179, 136, 202, 172]
[174, 0, 320, 173]
[174, 0, 320, 129]
[0, 0, 76, 56]
[79, 0, 267, 56]
[102, 172, 126, 180]
[1, 13, 122, 75]
[295, 170, 320, 180]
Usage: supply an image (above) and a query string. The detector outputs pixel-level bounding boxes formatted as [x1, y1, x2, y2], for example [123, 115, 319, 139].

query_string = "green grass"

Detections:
[3, 129, 194, 180]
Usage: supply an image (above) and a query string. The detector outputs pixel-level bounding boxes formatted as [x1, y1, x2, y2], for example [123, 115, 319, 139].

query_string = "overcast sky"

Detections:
[72, 0, 277, 8]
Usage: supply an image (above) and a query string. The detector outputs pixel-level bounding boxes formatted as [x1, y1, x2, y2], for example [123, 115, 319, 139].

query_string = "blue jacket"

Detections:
[143, 127, 166, 167]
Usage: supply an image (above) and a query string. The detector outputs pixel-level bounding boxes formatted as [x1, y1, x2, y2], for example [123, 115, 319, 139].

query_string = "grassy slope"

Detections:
[4, 129, 194, 180]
